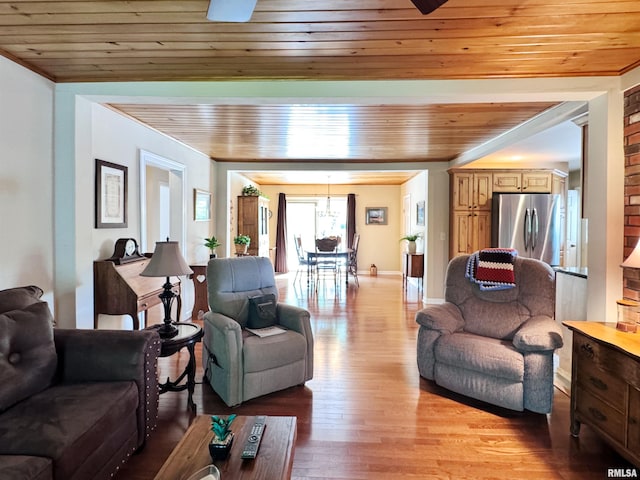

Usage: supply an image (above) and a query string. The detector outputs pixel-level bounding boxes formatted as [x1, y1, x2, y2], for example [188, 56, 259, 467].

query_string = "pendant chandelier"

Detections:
[318, 176, 339, 218]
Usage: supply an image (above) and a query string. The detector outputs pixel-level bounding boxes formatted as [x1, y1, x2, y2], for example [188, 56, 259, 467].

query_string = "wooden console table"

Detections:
[154, 415, 297, 480]
[402, 252, 424, 292]
[563, 321, 640, 467]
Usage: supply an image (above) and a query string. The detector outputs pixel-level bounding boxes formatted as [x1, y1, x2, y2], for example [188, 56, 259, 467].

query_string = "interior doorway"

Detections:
[139, 149, 186, 254]
[286, 196, 347, 271]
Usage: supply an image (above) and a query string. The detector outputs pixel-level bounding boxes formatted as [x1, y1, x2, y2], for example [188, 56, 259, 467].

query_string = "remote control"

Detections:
[241, 415, 266, 459]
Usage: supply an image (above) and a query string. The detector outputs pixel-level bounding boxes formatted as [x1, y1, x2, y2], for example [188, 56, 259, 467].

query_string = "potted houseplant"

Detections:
[400, 233, 421, 254]
[233, 234, 251, 255]
[242, 185, 262, 197]
[204, 236, 221, 258]
[209, 414, 236, 461]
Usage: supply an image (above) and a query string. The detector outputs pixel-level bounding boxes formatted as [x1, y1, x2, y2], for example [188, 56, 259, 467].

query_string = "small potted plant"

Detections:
[400, 233, 421, 254]
[233, 234, 251, 255]
[204, 236, 221, 258]
[209, 414, 236, 460]
[242, 185, 262, 197]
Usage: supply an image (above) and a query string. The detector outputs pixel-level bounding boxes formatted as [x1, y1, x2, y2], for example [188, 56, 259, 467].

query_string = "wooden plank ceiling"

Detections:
[1, 1, 635, 176]
[1, 0, 639, 82]
[109, 102, 558, 163]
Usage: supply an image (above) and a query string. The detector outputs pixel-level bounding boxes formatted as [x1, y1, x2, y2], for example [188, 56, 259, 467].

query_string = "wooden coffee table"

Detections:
[153, 415, 297, 480]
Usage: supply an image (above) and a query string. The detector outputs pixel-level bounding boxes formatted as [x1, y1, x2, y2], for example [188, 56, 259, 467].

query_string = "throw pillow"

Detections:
[0, 285, 44, 315]
[0, 301, 57, 413]
[247, 293, 277, 329]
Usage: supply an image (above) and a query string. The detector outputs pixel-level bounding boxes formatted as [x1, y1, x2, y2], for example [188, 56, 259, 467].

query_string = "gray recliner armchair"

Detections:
[202, 256, 314, 406]
[416, 254, 563, 413]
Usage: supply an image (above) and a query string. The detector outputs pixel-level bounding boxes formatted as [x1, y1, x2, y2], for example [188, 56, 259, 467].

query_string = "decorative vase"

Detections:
[209, 433, 234, 461]
[235, 244, 249, 255]
[407, 240, 417, 254]
[209, 251, 217, 259]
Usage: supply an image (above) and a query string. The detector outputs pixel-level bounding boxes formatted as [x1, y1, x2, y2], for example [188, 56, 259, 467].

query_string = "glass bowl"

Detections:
[185, 464, 221, 480]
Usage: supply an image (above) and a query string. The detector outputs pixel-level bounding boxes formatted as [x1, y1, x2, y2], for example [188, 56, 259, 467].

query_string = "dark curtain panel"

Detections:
[275, 192, 288, 273]
[346, 193, 356, 248]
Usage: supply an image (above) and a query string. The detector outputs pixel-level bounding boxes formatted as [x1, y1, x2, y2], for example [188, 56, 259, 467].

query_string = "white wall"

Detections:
[0, 57, 55, 306]
[425, 165, 451, 300]
[398, 166, 449, 302]
[400, 172, 429, 292]
[73, 102, 214, 329]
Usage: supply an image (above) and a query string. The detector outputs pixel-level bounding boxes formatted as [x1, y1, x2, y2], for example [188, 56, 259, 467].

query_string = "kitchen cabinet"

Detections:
[449, 171, 492, 257]
[451, 171, 492, 210]
[450, 210, 492, 257]
[449, 168, 567, 258]
[492, 170, 554, 193]
[552, 173, 566, 195]
[237, 195, 270, 257]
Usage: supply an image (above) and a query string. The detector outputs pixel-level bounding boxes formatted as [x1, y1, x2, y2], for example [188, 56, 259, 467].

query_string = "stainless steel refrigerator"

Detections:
[491, 193, 561, 266]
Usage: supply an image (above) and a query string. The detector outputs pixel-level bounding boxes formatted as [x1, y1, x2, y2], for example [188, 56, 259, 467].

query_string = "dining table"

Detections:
[306, 248, 353, 286]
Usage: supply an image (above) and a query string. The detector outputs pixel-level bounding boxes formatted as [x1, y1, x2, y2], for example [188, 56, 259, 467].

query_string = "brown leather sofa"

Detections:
[0, 286, 161, 480]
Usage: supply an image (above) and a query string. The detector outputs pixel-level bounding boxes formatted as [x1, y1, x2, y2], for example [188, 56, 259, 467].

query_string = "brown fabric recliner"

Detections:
[416, 255, 563, 413]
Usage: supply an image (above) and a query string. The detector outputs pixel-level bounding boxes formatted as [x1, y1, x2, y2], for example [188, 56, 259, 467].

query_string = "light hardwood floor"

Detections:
[116, 273, 632, 480]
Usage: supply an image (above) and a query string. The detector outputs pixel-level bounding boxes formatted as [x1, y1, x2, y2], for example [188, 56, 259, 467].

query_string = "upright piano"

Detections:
[93, 256, 181, 330]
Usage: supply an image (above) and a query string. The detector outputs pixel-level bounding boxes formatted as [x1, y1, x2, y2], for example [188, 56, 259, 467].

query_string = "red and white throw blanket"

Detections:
[465, 248, 518, 291]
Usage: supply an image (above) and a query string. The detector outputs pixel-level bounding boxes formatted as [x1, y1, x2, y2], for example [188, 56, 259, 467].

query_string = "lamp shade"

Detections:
[140, 241, 193, 277]
[622, 239, 640, 269]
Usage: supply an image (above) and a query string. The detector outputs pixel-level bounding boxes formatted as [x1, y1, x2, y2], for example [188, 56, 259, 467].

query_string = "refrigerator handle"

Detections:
[531, 208, 539, 250]
[524, 208, 531, 251]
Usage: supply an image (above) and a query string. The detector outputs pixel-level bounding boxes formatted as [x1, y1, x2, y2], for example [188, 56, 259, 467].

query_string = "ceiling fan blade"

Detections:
[410, 0, 448, 14]
[207, 0, 258, 22]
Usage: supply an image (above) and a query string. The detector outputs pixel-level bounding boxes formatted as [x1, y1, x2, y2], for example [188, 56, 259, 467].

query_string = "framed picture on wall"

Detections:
[365, 207, 388, 225]
[416, 200, 425, 226]
[95, 159, 128, 228]
[194, 189, 211, 221]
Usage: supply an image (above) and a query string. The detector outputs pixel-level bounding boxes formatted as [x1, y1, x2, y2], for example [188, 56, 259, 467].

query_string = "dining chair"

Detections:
[314, 237, 339, 288]
[348, 233, 360, 286]
[293, 234, 315, 283]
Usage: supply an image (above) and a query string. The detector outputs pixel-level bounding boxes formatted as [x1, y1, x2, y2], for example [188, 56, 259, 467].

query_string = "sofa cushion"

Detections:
[0, 455, 52, 480]
[243, 330, 306, 373]
[0, 301, 57, 413]
[435, 332, 524, 381]
[0, 285, 44, 315]
[0, 381, 138, 480]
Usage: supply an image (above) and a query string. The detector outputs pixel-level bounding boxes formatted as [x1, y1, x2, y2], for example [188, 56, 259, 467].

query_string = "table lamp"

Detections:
[141, 240, 193, 338]
[619, 239, 640, 332]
